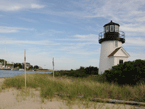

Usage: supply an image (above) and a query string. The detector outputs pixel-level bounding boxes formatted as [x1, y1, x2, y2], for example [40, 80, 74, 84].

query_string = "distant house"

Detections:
[6, 64, 13, 69]
[26, 62, 31, 69]
[39, 66, 43, 69]
[0, 62, 2, 68]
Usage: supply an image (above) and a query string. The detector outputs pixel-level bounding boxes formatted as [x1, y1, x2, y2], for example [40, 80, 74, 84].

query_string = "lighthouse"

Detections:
[98, 20, 130, 75]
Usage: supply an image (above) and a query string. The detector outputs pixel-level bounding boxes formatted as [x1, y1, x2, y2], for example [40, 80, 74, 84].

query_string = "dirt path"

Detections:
[0, 78, 143, 109]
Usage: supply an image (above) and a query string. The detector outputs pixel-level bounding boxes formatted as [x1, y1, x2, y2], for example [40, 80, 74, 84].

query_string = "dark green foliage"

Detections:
[14, 63, 23, 68]
[103, 59, 145, 86]
[85, 66, 98, 75]
[34, 65, 39, 69]
[51, 66, 98, 77]
[28, 65, 33, 70]
[0, 59, 7, 65]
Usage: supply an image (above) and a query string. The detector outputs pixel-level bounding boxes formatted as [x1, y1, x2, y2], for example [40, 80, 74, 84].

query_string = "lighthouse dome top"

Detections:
[103, 20, 120, 27]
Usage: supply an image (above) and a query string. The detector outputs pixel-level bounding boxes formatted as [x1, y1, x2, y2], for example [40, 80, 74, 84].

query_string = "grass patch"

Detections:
[2, 73, 145, 103]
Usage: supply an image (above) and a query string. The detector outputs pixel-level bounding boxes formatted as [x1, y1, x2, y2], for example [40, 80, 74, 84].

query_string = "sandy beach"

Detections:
[0, 78, 144, 109]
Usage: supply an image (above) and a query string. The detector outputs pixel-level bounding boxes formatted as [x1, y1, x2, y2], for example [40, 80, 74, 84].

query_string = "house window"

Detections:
[119, 60, 123, 64]
[115, 41, 118, 47]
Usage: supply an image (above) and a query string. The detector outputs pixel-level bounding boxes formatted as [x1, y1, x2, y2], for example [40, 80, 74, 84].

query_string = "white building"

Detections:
[0, 62, 2, 68]
[98, 20, 130, 75]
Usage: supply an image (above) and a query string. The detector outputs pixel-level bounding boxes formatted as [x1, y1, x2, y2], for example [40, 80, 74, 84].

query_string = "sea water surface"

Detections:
[0, 70, 52, 78]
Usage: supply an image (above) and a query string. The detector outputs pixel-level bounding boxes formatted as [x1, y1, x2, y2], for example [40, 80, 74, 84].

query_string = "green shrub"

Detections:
[103, 59, 145, 86]
[51, 66, 99, 78]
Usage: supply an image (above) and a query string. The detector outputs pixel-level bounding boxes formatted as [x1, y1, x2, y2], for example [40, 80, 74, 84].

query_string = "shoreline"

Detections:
[0, 78, 5, 83]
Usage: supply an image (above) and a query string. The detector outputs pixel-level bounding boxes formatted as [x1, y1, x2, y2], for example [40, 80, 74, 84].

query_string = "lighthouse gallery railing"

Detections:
[98, 31, 125, 41]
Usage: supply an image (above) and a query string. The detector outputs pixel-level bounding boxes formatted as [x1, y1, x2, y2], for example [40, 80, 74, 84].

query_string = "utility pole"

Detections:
[24, 49, 26, 91]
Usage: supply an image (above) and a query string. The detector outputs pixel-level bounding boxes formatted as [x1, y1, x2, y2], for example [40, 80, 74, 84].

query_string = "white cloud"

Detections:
[120, 24, 145, 33]
[0, 38, 60, 45]
[19, 17, 37, 23]
[128, 52, 145, 62]
[69, 51, 98, 55]
[126, 37, 145, 47]
[0, 26, 33, 33]
[8, 6, 21, 11]
[31, 4, 45, 9]
[74, 35, 88, 38]
[74, 34, 98, 40]
[0, 0, 45, 11]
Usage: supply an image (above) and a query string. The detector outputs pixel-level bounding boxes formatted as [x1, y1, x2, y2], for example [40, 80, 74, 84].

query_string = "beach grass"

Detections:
[1, 73, 145, 104]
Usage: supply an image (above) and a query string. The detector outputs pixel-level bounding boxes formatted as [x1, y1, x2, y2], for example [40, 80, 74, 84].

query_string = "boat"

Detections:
[0, 68, 11, 70]
[0, 43, 11, 70]
[13, 68, 19, 71]
[19, 69, 24, 71]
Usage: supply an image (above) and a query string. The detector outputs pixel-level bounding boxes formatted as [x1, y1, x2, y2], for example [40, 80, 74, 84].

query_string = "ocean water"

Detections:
[0, 70, 52, 78]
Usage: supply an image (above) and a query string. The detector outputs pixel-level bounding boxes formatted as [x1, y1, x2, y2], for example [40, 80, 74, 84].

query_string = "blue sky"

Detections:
[0, 0, 145, 70]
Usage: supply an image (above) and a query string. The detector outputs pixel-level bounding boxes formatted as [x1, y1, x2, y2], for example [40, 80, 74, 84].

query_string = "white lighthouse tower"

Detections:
[98, 20, 130, 75]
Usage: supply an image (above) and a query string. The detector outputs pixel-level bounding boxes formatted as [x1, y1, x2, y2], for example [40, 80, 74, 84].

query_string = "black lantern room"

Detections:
[99, 20, 125, 44]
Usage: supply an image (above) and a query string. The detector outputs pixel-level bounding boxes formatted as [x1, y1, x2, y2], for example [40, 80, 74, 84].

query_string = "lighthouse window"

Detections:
[110, 25, 114, 32]
[106, 26, 109, 32]
[115, 25, 119, 32]
[115, 41, 118, 47]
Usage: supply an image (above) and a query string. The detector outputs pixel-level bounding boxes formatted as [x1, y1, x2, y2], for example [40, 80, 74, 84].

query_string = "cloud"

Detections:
[40, 0, 145, 20]
[126, 37, 145, 47]
[0, 26, 33, 33]
[0, 0, 45, 11]
[128, 52, 145, 62]
[74, 34, 98, 40]
[31, 4, 45, 9]
[36, 29, 65, 37]
[120, 24, 145, 33]
[69, 51, 98, 55]
[18, 17, 37, 23]
[0, 39, 60, 45]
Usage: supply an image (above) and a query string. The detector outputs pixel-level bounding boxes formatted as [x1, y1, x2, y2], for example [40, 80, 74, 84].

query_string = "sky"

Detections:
[0, 0, 145, 70]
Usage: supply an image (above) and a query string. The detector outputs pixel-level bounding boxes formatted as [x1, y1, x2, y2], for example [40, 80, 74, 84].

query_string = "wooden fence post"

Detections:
[24, 49, 26, 91]
[52, 57, 54, 80]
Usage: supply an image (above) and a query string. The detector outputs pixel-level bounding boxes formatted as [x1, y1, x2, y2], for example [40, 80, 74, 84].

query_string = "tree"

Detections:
[14, 63, 22, 68]
[0, 59, 7, 65]
[34, 65, 39, 69]
[85, 66, 98, 75]
[28, 65, 33, 70]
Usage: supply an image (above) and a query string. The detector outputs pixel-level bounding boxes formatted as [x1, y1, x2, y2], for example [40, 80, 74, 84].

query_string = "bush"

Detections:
[51, 66, 99, 77]
[85, 66, 98, 75]
[103, 59, 145, 86]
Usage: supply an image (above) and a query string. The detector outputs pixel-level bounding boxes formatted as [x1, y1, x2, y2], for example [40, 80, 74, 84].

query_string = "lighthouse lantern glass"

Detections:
[110, 25, 114, 32]
[106, 26, 109, 32]
[115, 25, 119, 32]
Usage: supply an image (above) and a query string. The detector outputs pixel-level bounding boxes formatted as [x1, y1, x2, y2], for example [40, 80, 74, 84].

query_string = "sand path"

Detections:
[0, 78, 144, 109]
